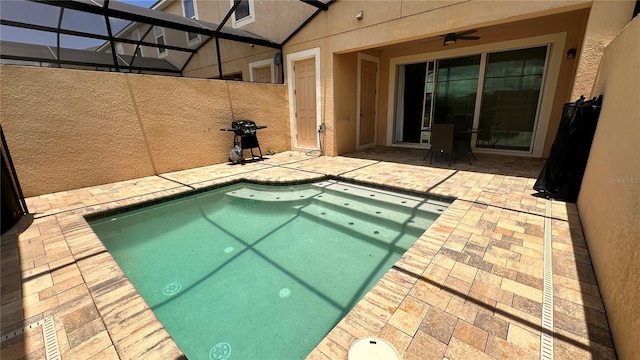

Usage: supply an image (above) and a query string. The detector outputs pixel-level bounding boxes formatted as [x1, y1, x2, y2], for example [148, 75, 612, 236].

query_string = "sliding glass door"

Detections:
[477, 46, 548, 151]
[395, 55, 480, 145]
[393, 45, 548, 153]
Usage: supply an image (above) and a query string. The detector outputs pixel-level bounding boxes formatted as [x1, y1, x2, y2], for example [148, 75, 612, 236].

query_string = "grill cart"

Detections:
[220, 120, 266, 162]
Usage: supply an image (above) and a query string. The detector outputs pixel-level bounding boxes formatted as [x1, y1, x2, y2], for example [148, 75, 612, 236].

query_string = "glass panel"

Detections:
[477, 46, 547, 151]
[400, 62, 427, 143]
[433, 55, 481, 130]
[187, 31, 199, 42]
[235, 0, 250, 20]
[421, 61, 435, 144]
[154, 27, 167, 55]
[183, 0, 195, 18]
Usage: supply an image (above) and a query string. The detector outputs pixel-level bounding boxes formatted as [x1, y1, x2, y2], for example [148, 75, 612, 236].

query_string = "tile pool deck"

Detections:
[1, 148, 616, 359]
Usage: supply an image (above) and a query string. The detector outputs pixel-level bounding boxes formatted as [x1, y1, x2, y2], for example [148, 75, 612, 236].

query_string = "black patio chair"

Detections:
[424, 124, 455, 166]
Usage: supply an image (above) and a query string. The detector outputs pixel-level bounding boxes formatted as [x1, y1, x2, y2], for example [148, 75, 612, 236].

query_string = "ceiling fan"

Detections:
[441, 29, 480, 45]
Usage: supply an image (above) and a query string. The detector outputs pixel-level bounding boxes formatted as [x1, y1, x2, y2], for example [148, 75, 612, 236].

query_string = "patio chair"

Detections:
[424, 124, 455, 166]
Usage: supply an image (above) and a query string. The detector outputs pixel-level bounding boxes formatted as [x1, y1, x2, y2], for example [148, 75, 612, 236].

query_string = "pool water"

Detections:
[89, 180, 447, 360]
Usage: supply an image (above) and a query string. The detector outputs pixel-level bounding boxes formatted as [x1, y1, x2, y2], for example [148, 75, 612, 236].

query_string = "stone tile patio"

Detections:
[0, 147, 615, 359]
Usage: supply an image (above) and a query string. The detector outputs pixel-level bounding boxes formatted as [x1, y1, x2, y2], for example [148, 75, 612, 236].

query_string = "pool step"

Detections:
[306, 191, 437, 234]
[312, 180, 449, 214]
[295, 203, 419, 253]
[225, 186, 321, 202]
[224, 181, 448, 215]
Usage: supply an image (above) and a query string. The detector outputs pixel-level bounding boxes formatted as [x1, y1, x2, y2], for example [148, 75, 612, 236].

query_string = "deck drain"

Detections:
[349, 222, 354, 225]
[373, 231, 380, 235]
[163, 282, 182, 296]
[279, 288, 291, 298]
[43, 316, 61, 360]
[2, 317, 62, 359]
[209, 342, 231, 360]
[224, 246, 234, 254]
[375, 211, 381, 214]
[540, 200, 555, 360]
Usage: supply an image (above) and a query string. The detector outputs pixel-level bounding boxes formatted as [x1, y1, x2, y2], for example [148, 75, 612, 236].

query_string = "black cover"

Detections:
[534, 95, 603, 202]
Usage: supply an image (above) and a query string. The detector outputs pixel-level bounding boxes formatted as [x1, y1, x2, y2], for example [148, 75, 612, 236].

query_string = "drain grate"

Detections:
[43, 317, 61, 360]
[540, 200, 554, 360]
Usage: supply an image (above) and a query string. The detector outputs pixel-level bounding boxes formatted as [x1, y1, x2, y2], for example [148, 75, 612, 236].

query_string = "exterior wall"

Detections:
[577, 16, 640, 360]
[0, 66, 290, 197]
[571, 0, 636, 98]
[333, 52, 358, 155]
[286, 0, 593, 53]
[158, 0, 312, 43]
[284, 0, 602, 156]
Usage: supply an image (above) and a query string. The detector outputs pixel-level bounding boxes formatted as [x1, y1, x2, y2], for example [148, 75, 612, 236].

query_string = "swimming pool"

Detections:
[88, 180, 448, 359]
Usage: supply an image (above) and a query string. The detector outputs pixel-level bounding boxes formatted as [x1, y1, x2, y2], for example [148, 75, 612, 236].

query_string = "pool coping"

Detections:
[65, 173, 464, 359]
[81, 175, 455, 359]
[83, 175, 456, 222]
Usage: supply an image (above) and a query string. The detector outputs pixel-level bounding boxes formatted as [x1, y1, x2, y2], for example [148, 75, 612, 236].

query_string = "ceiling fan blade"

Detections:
[458, 35, 481, 40]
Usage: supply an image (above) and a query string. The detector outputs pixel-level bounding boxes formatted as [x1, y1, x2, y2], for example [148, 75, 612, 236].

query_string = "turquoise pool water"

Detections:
[88, 180, 447, 360]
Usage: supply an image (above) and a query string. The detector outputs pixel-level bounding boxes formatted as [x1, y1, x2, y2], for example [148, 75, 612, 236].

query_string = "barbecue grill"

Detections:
[220, 120, 267, 162]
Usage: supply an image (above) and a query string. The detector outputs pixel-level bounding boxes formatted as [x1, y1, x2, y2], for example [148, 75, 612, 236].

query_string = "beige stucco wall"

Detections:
[577, 16, 640, 360]
[0, 66, 290, 197]
[311, 7, 590, 156]
[571, 0, 636, 99]
[284, 0, 600, 156]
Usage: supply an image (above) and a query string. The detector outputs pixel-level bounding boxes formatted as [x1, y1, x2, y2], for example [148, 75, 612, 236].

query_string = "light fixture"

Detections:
[567, 48, 577, 59]
[443, 33, 456, 46]
[355, 11, 363, 20]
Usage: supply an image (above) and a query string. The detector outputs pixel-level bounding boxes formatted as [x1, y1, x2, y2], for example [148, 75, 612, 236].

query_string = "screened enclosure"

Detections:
[0, 0, 333, 82]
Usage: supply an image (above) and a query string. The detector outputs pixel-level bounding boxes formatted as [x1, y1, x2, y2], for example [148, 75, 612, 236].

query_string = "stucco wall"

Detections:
[284, 0, 598, 156]
[0, 66, 290, 197]
[327, 9, 589, 156]
[571, 0, 636, 99]
[577, 16, 640, 360]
